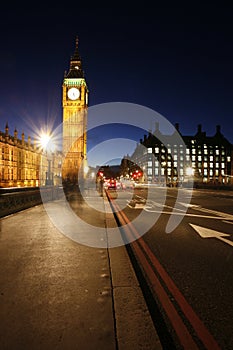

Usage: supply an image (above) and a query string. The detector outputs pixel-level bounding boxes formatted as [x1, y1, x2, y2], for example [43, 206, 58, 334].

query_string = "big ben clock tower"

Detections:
[62, 37, 88, 184]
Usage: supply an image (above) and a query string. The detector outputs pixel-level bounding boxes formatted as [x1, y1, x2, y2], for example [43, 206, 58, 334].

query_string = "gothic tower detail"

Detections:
[62, 37, 88, 183]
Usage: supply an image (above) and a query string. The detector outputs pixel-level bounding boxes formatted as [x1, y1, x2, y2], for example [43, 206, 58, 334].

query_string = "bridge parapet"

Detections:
[0, 187, 63, 218]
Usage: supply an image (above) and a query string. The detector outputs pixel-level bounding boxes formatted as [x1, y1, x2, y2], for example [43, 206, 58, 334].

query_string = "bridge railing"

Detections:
[0, 186, 63, 218]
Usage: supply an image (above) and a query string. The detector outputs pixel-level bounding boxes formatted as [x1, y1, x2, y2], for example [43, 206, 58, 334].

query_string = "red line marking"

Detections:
[131, 238, 199, 349]
[108, 193, 221, 350]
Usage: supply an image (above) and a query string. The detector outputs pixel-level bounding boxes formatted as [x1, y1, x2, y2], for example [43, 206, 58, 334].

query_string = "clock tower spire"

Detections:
[66, 36, 84, 79]
[62, 37, 88, 184]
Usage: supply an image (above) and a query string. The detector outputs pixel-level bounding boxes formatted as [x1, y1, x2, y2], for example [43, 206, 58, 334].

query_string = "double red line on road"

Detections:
[107, 191, 221, 350]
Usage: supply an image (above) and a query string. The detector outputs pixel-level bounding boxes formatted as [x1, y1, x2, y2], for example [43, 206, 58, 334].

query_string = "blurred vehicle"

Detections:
[104, 178, 117, 190]
[120, 178, 135, 189]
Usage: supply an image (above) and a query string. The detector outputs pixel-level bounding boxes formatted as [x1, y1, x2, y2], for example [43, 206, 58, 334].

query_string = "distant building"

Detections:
[122, 123, 233, 186]
[0, 123, 62, 188]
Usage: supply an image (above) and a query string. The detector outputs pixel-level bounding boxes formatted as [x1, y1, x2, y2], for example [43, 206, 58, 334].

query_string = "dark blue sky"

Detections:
[1, 3, 233, 151]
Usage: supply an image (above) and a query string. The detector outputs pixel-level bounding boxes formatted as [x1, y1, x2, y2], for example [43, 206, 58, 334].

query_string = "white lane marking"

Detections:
[142, 208, 233, 220]
[191, 206, 233, 220]
[190, 224, 233, 248]
[222, 220, 233, 225]
[127, 196, 233, 222]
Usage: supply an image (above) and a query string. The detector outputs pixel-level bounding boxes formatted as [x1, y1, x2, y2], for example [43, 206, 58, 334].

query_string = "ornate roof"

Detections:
[65, 37, 84, 79]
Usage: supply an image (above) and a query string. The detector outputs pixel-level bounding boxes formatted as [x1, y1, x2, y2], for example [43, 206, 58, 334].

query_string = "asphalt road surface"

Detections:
[107, 186, 233, 350]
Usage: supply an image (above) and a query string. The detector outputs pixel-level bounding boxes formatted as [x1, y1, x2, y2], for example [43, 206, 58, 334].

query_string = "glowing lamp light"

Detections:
[84, 165, 89, 174]
[186, 167, 194, 176]
[39, 133, 51, 150]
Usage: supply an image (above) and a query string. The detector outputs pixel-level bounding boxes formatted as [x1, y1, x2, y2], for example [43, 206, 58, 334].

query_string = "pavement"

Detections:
[0, 186, 162, 350]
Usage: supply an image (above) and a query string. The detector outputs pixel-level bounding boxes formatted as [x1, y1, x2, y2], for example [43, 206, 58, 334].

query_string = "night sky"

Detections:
[1, 4, 233, 165]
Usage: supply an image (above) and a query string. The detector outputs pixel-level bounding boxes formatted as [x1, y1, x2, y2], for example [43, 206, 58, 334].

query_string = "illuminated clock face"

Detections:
[67, 87, 80, 100]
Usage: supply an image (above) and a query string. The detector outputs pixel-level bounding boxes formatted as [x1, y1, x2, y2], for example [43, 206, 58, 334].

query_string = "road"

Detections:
[107, 186, 233, 349]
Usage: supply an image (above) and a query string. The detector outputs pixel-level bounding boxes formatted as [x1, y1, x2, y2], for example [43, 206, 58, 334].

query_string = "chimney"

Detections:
[197, 124, 202, 133]
[216, 125, 221, 134]
[5, 122, 9, 135]
[22, 132, 25, 145]
[14, 128, 18, 145]
[175, 123, 179, 132]
[155, 122, 159, 131]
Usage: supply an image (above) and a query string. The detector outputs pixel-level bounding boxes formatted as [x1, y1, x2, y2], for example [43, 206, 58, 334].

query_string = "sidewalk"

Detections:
[0, 186, 162, 350]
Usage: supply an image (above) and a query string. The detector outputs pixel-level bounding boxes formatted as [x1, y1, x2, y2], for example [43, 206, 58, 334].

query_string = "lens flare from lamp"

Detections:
[39, 133, 50, 150]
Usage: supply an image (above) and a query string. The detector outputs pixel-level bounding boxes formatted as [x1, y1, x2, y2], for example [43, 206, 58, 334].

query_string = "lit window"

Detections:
[204, 162, 208, 168]
[227, 156, 231, 162]
[221, 163, 225, 168]
[148, 148, 152, 153]
[204, 149, 208, 154]
[198, 155, 202, 161]
[210, 163, 213, 168]
[216, 149, 219, 155]
[210, 156, 213, 161]
[155, 147, 159, 153]
[148, 161, 152, 167]
[186, 149, 190, 154]
[216, 163, 219, 168]
[192, 149, 196, 154]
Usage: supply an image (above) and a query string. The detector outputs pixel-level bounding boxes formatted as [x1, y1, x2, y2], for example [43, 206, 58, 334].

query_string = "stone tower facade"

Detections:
[62, 37, 88, 184]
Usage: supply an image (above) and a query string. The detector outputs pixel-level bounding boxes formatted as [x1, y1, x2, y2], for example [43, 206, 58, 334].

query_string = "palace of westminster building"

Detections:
[0, 38, 88, 188]
[0, 39, 233, 188]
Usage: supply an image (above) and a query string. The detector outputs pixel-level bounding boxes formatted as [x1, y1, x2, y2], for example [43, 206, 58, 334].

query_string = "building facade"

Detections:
[62, 37, 88, 184]
[123, 123, 233, 186]
[0, 124, 62, 188]
[0, 37, 88, 188]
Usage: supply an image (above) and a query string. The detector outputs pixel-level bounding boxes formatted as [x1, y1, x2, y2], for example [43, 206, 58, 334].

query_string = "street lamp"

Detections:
[39, 132, 51, 150]
[186, 167, 194, 176]
[39, 131, 54, 186]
